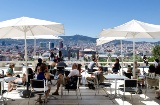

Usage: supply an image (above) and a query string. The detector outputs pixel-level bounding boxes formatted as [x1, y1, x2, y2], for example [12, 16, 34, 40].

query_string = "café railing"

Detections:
[0, 60, 154, 69]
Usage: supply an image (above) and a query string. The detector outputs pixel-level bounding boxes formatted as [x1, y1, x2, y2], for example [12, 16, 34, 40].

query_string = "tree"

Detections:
[152, 45, 160, 60]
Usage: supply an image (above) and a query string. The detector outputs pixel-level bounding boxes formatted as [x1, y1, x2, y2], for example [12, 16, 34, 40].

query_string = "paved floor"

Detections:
[1, 79, 160, 105]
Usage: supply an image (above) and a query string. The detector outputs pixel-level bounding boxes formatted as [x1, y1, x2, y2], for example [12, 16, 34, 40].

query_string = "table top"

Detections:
[0, 78, 3, 82]
[104, 74, 128, 80]
[0, 77, 17, 82]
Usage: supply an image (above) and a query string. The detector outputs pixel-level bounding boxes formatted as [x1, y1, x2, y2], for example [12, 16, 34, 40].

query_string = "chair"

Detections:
[0, 79, 6, 105]
[118, 79, 138, 103]
[28, 79, 48, 105]
[124, 72, 133, 79]
[0, 78, 15, 105]
[15, 73, 34, 92]
[94, 73, 112, 97]
[56, 66, 65, 75]
[102, 67, 108, 73]
[0, 70, 4, 78]
[61, 76, 82, 99]
[145, 77, 159, 94]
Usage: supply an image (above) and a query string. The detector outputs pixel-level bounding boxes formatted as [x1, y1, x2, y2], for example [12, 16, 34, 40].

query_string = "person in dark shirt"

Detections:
[36, 63, 51, 103]
[148, 65, 156, 73]
[57, 58, 67, 67]
[112, 58, 121, 73]
[35, 58, 42, 73]
[155, 65, 160, 75]
[50, 50, 55, 61]
[143, 55, 148, 66]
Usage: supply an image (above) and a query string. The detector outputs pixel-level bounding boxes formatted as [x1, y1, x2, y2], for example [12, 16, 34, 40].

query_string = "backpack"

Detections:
[65, 76, 78, 90]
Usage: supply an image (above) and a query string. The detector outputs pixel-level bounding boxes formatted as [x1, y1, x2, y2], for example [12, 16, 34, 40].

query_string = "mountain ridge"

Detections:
[0, 35, 159, 45]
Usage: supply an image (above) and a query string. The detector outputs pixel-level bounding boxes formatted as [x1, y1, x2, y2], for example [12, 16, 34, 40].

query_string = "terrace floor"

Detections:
[1, 79, 160, 105]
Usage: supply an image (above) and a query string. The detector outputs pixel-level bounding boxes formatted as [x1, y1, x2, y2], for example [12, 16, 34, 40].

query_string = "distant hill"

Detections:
[0, 35, 158, 45]
[60, 35, 97, 43]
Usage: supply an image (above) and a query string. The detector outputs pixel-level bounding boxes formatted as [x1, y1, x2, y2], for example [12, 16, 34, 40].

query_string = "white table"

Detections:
[4, 77, 17, 82]
[65, 67, 86, 71]
[104, 74, 128, 98]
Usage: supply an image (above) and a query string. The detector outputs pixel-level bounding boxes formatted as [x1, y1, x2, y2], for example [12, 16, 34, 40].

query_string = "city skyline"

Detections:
[0, 0, 160, 42]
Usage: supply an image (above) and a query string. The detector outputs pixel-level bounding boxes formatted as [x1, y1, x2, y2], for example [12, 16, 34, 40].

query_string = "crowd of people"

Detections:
[3, 54, 160, 101]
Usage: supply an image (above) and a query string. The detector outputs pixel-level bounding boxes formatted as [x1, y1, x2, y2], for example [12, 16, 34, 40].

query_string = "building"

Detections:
[49, 42, 54, 50]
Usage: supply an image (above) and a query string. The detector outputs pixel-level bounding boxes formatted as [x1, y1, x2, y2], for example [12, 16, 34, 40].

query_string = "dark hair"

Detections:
[128, 65, 131, 67]
[155, 59, 159, 63]
[40, 63, 47, 72]
[115, 58, 119, 62]
[9, 63, 15, 68]
[98, 66, 103, 71]
[77, 64, 82, 71]
[28, 68, 33, 74]
[60, 58, 64, 61]
[38, 58, 42, 63]
[92, 58, 96, 61]
[149, 65, 155, 73]
[54, 59, 58, 62]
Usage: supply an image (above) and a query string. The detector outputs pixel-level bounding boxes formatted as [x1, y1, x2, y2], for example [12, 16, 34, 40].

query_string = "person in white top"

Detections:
[52, 63, 79, 95]
[68, 67, 79, 78]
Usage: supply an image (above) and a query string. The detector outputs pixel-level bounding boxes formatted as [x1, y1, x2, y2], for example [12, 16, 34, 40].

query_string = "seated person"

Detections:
[123, 65, 133, 79]
[36, 63, 51, 103]
[51, 59, 58, 68]
[112, 58, 121, 73]
[88, 58, 98, 73]
[6, 63, 15, 77]
[86, 66, 103, 89]
[127, 65, 132, 72]
[56, 58, 67, 74]
[148, 65, 156, 73]
[35, 58, 42, 73]
[155, 65, 160, 75]
[57, 58, 67, 67]
[52, 63, 79, 95]
[154, 59, 160, 68]
[133, 61, 145, 87]
[8, 73, 26, 92]
[77, 64, 85, 85]
[134, 61, 140, 75]
[8, 68, 34, 92]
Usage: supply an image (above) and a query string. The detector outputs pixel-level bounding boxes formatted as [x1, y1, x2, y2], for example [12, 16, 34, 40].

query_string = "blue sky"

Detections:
[0, 0, 160, 42]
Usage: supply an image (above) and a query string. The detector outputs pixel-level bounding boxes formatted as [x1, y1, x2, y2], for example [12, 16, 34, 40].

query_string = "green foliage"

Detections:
[148, 56, 155, 62]
[111, 58, 115, 62]
[99, 58, 107, 62]
[152, 45, 160, 60]
[92, 53, 96, 59]
[135, 55, 143, 62]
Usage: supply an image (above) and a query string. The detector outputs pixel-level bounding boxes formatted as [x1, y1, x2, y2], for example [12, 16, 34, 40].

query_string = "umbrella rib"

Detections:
[146, 32, 154, 38]
[28, 26, 35, 36]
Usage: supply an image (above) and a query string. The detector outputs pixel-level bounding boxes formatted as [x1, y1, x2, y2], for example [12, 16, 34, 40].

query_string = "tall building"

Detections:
[49, 42, 54, 50]
[40, 42, 47, 48]
[59, 41, 63, 50]
[2, 41, 5, 46]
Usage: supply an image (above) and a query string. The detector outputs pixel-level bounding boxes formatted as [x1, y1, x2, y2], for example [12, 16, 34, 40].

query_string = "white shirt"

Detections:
[154, 61, 158, 67]
[68, 69, 79, 77]
[88, 61, 96, 69]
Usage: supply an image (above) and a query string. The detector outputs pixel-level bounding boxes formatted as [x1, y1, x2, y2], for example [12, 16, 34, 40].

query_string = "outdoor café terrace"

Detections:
[0, 61, 160, 105]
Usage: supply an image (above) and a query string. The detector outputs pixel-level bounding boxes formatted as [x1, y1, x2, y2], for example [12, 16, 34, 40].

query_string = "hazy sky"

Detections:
[0, 0, 160, 42]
